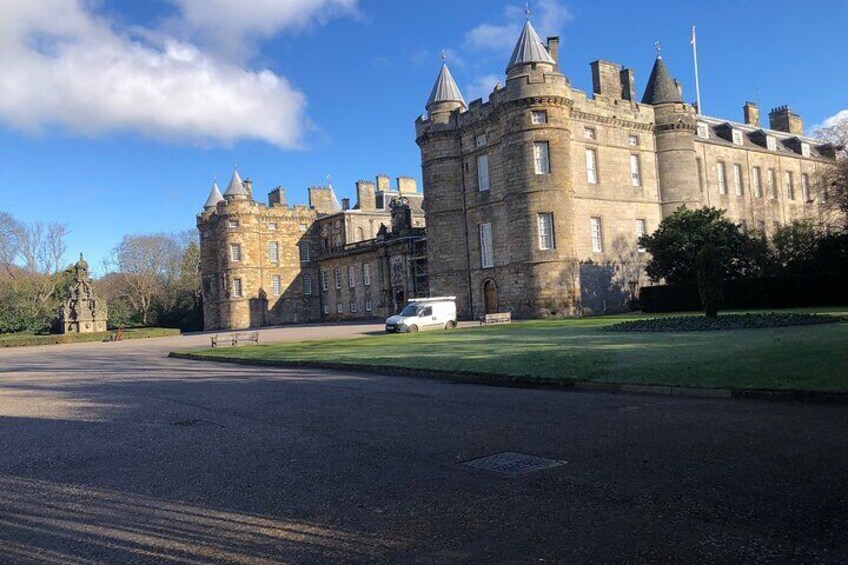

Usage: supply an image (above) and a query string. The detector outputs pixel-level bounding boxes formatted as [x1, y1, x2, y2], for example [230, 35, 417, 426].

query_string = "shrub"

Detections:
[696, 243, 723, 318]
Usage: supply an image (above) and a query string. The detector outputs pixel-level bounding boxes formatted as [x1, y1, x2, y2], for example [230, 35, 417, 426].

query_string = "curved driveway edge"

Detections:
[168, 352, 848, 405]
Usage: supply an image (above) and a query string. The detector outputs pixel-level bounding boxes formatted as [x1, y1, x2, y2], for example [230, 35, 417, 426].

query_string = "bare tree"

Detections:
[1, 212, 70, 303]
[814, 113, 848, 150]
[108, 234, 182, 325]
[819, 157, 848, 231]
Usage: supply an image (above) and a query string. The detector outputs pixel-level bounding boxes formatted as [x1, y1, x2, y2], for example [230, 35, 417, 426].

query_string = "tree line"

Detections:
[0, 215, 202, 334]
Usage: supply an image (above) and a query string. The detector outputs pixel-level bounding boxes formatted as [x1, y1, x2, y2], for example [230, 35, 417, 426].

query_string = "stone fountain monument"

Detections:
[61, 254, 108, 334]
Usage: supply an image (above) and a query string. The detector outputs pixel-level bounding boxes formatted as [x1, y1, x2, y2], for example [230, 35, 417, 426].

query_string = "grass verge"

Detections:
[174, 308, 848, 394]
[0, 327, 181, 348]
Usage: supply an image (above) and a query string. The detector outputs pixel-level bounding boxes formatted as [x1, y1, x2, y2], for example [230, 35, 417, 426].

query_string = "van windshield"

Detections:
[399, 303, 421, 317]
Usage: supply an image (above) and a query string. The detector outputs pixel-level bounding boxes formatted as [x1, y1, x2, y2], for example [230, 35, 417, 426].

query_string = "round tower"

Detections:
[416, 60, 471, 315]
[642, 56, 701, 216]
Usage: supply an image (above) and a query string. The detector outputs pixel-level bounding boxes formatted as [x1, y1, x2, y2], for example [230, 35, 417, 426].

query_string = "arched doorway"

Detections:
[482, 279, 498, 315]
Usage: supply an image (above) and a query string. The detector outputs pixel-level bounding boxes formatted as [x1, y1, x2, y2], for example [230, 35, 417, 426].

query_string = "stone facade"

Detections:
[416, 21, 840, 319]
[198, 174, 425, 331]
[61, 255, 108, 333]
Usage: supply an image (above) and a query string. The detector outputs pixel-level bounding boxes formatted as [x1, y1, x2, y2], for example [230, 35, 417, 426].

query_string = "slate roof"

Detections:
[427, 64, 466, 109]
[641, 56, 682, 105]
[507, 20, 556, 71]
[224, 169, 248, 198]
[204, 181, 224, 209]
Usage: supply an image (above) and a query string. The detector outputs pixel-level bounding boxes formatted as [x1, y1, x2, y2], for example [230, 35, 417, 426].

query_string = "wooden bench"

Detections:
[211, 332, 260, 348]
[481, 312, 512, 325]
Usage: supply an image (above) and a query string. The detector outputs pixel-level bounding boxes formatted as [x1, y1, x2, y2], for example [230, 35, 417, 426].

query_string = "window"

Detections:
[531, 111, 548, 125]
[628, 134, 639, 147]
[323, 304, 330, 315]
[766, 136, 777, 151]
[232, 278, 243, 298]
[475, 134, 486, 147]
[334, 269, 341, 289]
[230, 243, 242, 262]
[785, 171, 794, 200]
[479, 223, 494, 268]
[584, 127, 596, 140]
[533, 142, 551, 174]
[321, 270, 328, 291]
[202, 230, 210, 240]
[267, 222, 277, 231]
[630, 154, 641, 187]
[696, 158, 705, 192]
[801, 143, 811, 157]
[365, 298, 373, 312]
[585, 148, 598, 184]
[590, 217, 603, 253]
[477, 154, 490, 192]
[636, 219, 647, 253]
[363, 264, 371, 286]
[732, 129, 744, 146]
[733, 164, 743, 196]
[303, 274, 312, 296]
[768, 168, 777, 199]
[268, 275, 280, 296]
[268, 241, 279, 263]
[717, 162, 727, 195]
[350, 301, 357, 313]
[537, 213, 554, 250]
[299, 223, 308, 233]
[802, 174, 811, 203]
[696, 123, 709, 139]
[346, 265, 355, 287]
[228, 219, 239, 229]
[752, 167, 762, 198]
[336, 303, 343, 314]
[299, 242, 310, 262]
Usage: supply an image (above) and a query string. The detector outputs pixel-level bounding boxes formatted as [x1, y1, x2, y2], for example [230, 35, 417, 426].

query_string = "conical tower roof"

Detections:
[507, 20, 555, 72]
[204, 181, 224, 209]
[223, 169, 248, 198]
[426, 63, 466, 110]
[641, 56, 682, 105]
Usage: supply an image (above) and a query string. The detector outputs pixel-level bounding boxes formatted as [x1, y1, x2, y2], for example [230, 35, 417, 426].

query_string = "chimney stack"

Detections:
[546, 37, 560, 70]
[743, 102, 760, 127]
[769, 106, 804, 135]
[268, 187, 286, 207]
[243, 179, 253, 200]
[620, 68, 636, 101]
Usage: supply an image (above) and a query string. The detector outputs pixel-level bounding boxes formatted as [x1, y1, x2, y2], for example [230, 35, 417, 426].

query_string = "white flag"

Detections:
[691, 25, 696, 46]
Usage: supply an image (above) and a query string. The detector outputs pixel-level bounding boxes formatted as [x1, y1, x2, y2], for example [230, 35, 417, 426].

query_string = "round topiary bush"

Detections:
[602, 313, 842, 333]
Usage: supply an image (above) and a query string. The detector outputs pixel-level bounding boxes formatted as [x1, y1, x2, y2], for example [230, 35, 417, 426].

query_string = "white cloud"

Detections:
[464, 0, 572, 53]
[169, 0, 359, 60]
[0, 0, 358, 148]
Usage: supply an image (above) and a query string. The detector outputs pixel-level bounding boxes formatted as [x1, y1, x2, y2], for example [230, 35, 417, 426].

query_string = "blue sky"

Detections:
[2, 0, 846, 273]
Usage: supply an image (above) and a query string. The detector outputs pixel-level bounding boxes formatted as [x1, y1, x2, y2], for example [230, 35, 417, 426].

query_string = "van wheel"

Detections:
[408, 325, 419, 333]
[445, 320, 457, 330]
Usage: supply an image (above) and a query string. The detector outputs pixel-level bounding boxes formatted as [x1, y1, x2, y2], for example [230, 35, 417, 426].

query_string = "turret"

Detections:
[643, 55, 701, 215]
[426, 60, 466, 124]
[203, 181, 224, 210]
[223, 169, 249, 201]
[505, 18, 556, 79]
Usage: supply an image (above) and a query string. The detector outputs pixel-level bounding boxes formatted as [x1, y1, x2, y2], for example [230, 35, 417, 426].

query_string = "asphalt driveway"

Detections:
[0, 323, 846, 563]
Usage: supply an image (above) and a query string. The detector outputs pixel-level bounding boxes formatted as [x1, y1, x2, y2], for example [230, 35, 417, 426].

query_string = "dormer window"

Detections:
[732, 129, 744, 146]
[475, 134, 486, 147]
[766, 136, 777, 151]
[696, 123, 709, 139]
[584, 127, 596, 141]
[801, 143, 810, 157]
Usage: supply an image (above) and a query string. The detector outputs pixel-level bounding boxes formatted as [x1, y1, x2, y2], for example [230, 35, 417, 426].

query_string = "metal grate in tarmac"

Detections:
[462, 452, 566, 477]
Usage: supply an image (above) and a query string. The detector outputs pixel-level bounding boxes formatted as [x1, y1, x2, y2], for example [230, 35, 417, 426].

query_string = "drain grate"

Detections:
[462, 452, 566, 477]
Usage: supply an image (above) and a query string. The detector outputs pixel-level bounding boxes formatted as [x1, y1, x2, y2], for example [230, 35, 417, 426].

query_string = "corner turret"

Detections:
[426, 61, 466, 124]
[641, 56, 683, 105]
[203, 181, 224, 210]
[506, 18, 556, 78]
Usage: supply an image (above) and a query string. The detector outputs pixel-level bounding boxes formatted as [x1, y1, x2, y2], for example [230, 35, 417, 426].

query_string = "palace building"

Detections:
[198, 17, 840, 330]
[415, 18, 840, 319]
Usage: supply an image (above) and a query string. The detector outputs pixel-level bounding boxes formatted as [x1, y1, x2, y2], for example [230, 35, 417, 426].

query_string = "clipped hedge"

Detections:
[0, 327, 181, 348]
[603, 313, 842, 333]
[640, 272, 848, 313]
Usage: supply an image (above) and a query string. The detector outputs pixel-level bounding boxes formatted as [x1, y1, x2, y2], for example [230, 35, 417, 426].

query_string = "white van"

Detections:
[385, 297, 458, 333]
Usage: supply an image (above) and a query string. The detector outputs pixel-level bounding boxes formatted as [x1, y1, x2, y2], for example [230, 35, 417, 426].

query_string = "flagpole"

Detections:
[691, 24, 703, 115]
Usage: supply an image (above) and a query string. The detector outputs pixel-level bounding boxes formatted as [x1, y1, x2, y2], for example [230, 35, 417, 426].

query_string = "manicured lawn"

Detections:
[0, 327, 181, 348]
[181, 308, 848, 392]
